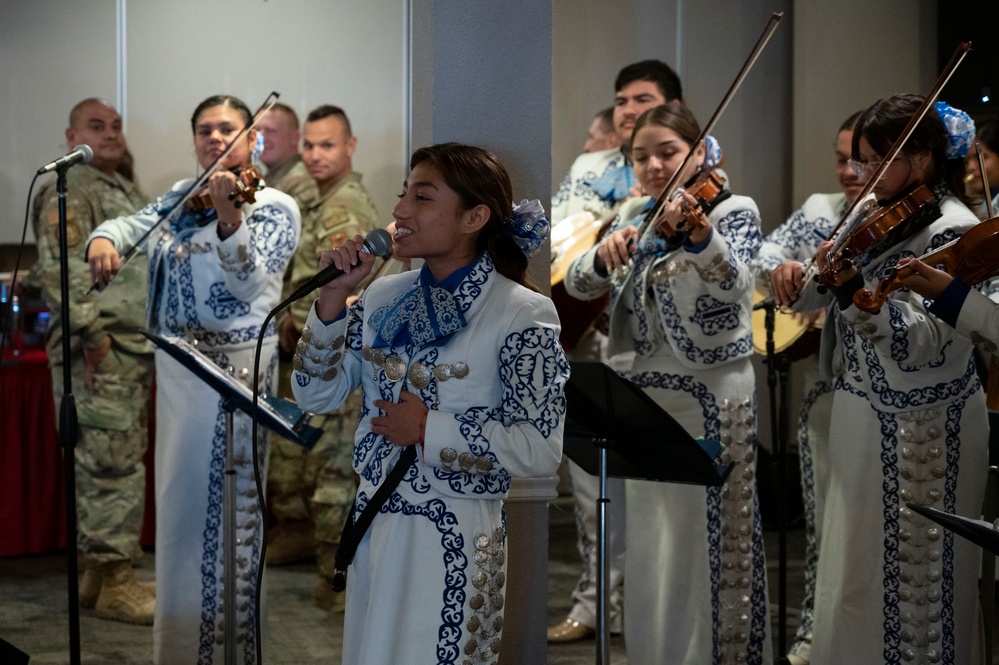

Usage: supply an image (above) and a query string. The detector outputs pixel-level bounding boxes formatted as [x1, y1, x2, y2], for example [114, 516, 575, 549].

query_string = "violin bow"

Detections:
[634, 12, 783, 241]
[978, 141, 995, 219]
[87, 91, 281, 294]
[797, 42, 971, 294]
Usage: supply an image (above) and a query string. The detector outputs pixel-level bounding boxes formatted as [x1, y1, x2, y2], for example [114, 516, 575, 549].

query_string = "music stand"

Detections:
[907, 503, 999, 557]
[142, 331, 321, 665]
[563, 360, 732, 665]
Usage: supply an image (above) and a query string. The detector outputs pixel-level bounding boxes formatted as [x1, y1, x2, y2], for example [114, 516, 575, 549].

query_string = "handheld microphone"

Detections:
[283, 228, 393, 305]
[37, 144, 94, 175]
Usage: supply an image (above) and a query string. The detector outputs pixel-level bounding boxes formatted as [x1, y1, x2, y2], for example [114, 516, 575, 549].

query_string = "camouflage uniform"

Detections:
[269, 171, 379, 581]
[266, 154, 317, 210]
[30, 165, 152, 566]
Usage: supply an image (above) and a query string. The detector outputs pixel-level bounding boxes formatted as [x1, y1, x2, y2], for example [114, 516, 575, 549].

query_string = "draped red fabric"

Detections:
[0, 350, 156, 556]
[0, 349, 66, 556]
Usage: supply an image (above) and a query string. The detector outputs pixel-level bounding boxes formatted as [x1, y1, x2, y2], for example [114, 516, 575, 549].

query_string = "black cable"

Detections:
[0, 173, 40, 359]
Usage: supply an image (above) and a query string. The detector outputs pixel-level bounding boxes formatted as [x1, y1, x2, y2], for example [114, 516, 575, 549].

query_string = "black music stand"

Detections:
[907, 504, 999, 556]
[563, 360, 732, 665]
[142, 331, 321, 665]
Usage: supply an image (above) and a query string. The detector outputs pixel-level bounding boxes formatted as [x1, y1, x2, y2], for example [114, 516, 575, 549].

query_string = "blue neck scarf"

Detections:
[368, 260, 476, 349]
[591, 158, 634, 204]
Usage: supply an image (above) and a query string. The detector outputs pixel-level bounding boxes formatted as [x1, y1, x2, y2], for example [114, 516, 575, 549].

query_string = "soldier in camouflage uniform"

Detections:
[30, 98, 155, 625]
[269, 104, 382, 612]
[257, 103, 317, 211]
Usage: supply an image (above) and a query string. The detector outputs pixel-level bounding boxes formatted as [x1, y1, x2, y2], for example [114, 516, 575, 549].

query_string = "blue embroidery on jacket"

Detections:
[691, 295, 741, 336]
[205, 281, 250, 319]
[878, 410, 902, 664]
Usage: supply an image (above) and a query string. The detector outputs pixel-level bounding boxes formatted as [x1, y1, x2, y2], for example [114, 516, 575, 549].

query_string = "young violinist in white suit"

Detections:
[770, 94, 987, 664]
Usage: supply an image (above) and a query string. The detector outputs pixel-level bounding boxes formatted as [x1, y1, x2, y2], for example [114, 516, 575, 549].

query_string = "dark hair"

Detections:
[409, 143, 537, 291]
[190, 95, 252, 133]
[630, 104, 702, 152]
[852, 93, 969, 204]
[976, 120, 999, 157]
[614, 60, 683, 103]
[839, 110, 863, 133]
[305, 104, 352, 137]
[268, 102, 300, 129]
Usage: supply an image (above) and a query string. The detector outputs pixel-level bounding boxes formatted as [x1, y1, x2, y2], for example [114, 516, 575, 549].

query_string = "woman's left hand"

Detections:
[209, 170, 242, 234]
[896, 257, 954, 300]
[371, 390, 429, 446]
[655, 191, 710, 244]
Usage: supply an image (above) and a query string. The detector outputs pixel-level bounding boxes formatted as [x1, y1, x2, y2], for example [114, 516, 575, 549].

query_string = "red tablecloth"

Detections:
[0, 349, 65, 555]
[0, 349, 155, 556]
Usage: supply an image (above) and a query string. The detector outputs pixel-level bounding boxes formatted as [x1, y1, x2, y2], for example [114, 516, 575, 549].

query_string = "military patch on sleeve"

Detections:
[46, 208, 82, 247]
[322, 208, 351, 231]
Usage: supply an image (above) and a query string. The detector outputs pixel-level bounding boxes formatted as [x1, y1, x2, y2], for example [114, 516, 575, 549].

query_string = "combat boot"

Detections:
[265, 520, 316, 566]
[311, 580, 346, 613]
[81, 565, 155, 608]
[79, 567, 101, 608]
[94, 562, 155, 625]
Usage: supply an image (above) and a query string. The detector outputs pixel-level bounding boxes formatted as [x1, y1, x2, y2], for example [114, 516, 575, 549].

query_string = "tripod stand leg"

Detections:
[596, 445, 610, 665]
[223, 409, 237, 665]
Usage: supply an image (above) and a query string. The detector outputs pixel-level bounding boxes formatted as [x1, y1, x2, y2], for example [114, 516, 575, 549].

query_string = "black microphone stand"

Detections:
[55, 163, 82, 665]
[760, 299, 792, 663]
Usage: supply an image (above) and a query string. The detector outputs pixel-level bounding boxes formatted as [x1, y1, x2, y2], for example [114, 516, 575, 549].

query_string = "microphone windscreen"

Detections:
[75, 144, 94, 164]
[365, 228, 393, 258]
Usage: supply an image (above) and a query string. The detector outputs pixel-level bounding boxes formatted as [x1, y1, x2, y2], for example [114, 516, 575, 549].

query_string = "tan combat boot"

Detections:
[311, 580, 346, 613]
[94, 562, 155, 625]
[265, 520, 316, 566]
[81, 565, 155, 608]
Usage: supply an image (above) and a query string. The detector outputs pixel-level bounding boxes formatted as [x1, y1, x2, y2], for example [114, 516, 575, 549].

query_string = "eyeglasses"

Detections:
[847, 155, 907, 180]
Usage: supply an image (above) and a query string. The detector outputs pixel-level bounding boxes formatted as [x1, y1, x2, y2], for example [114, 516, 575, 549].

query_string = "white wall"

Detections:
[792, 0, 938, 205]
[552, 0, 794, 233]
[0, 0, 408, 244]
[0, 0, 118, 243]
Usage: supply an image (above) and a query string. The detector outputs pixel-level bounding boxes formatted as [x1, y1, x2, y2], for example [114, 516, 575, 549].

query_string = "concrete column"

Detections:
[500, 476, 560, 665]
[408, 3, 556, 662]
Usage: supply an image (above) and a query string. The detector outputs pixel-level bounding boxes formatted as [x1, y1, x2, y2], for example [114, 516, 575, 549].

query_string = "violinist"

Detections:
[87, 95, 301, 665]
[770, 94, 986, 664]
[750, 109, 863, 665]
[547, 58, 683, 644]
[895, 256, 999, 353]
[966, 119, 999, 218]
[565, 103, 771, 664]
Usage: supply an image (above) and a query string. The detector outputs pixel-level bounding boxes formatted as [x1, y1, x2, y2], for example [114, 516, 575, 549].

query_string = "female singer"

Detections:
[565, 104, 771, 664]
[751, 109, 863, 665]
[770, 94, 986, 663]
[291, 143, 567, 665]
[87, 95, 301, 665]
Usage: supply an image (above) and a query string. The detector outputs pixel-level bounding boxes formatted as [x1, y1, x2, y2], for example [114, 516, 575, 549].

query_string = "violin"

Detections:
[673, 169, 729, 234]
[633, 13, 783, 241]
[186, 166, 263, 213]
[853, 216, 999, 313]
[818, 183, 933, 284]
[793, 41, 970, 299]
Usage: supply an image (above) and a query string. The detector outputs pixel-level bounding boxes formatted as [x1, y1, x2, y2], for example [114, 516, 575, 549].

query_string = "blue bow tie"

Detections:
[369, 283, 467, 349]
[591, 161, 634, 204]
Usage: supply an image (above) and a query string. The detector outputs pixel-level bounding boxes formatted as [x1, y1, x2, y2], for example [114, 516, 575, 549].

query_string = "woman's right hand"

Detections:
[595, 226, 639, 273]
[87, 238, 121, 290]
[315, 235, 375, 320]
[770, 261, 805, 309]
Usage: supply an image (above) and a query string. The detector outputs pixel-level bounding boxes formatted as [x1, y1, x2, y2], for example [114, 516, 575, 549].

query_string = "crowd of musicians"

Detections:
[19, 51, 999, 665]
